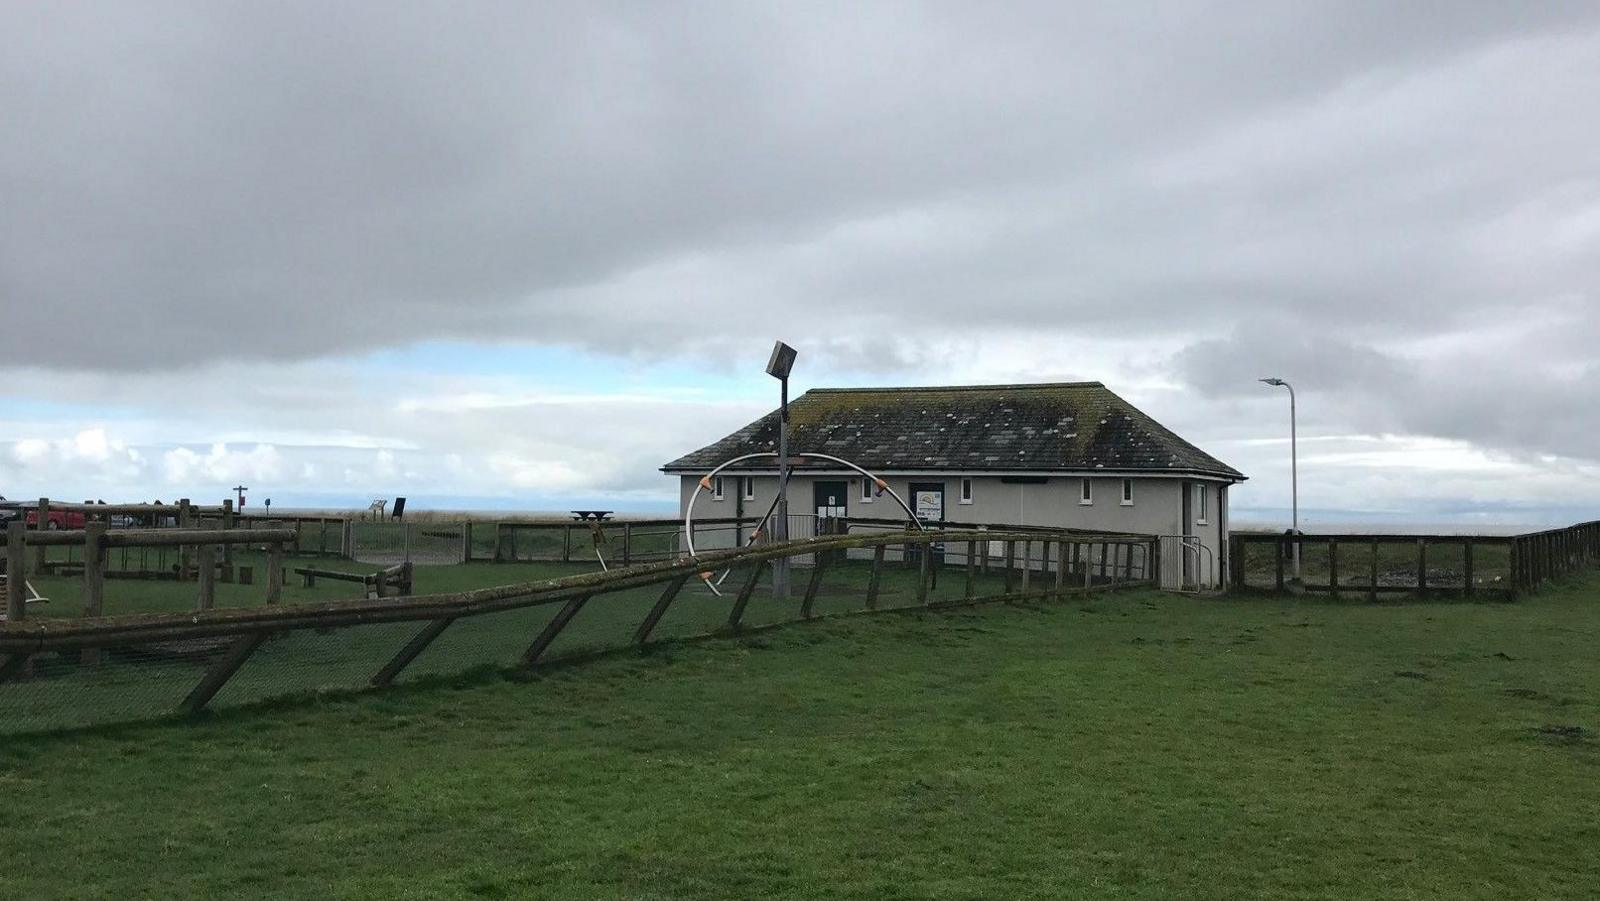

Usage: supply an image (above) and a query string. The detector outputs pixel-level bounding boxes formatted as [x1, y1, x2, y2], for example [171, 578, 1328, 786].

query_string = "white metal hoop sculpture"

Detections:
[682, 451, 924, 596]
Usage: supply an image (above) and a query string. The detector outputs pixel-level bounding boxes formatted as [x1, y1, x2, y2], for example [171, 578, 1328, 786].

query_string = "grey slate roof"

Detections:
[661, 382, 1245, 480]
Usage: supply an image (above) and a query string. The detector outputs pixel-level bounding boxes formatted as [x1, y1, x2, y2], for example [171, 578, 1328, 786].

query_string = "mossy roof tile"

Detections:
[662, 382, 1244, 480]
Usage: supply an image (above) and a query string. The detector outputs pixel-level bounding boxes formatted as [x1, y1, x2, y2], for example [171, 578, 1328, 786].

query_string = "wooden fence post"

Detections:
[266, 540, 285, 603]
[82, 522, 107, 619]
[1019, 540, 1031, 593]
[562, 525, 573, 563]
[5, 522, 26, 622]
[177, 498, 193, 579]
[1463, 539, 1474, 597]
[221, 499, 235, 568]
[1368, 539, 1379, 603]
[634, 571, 690, 643]
[1003, 541, 1016, 594]
[1275, 537, 1286, 592]
[196, 540, 216, 611]
[965, 540, 977, 600]
[622, 523, 632, 567]
[1083, 543, 1093, 589]
[917, 539, 932, 605]
[865, 544, 886, 609]
[33, 497, 49, 571]
[462, 521, 473, 564]
[1328, 539, 1339, 595]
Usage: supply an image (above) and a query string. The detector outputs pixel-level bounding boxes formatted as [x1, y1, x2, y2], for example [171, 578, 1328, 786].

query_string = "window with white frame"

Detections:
[960, 478, 973, 504]
[1121, 479, 1134, 506]
[1079, 478, 1093, 505]
[860, 477, 875, 502]
[1195, 484, 1210, 523]
[712, 476, 724, 501]
[742, 476, 755, 501]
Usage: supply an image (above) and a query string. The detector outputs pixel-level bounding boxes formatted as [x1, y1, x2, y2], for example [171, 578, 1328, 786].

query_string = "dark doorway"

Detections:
[813, 481, 849, 522]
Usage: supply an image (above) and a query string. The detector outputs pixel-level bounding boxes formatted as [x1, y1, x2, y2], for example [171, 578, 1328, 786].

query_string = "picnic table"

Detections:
[570, 510, 614, 522]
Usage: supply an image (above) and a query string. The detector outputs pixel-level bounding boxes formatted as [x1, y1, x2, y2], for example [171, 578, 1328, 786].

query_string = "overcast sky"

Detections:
[4, 2, 1599, 526]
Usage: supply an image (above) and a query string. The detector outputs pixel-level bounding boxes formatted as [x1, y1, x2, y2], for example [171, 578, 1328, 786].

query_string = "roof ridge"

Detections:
[805, 382, 1105, 394]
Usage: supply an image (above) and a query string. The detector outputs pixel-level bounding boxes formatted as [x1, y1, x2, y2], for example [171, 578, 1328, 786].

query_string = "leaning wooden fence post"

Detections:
[372, 617, 457, 687]
[180, 632, 267, 715]
[801, 556, 830, 619]
[5, 521, 28, 622]
[725, 561, 766, 631]
[266, 540, 285, 603]
[633, 575, 691, 644]
[522, 594, 593, 667]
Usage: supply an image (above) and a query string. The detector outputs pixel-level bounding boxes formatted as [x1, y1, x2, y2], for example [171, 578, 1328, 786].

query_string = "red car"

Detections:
[24, 507, 88, 530]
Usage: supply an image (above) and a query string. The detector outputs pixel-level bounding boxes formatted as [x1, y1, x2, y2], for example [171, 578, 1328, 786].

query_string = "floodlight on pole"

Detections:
[1259, 378, 1299, 582]
[768, 341, 797, 598]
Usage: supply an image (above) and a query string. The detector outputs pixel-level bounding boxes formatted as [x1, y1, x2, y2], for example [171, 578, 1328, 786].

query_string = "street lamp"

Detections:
[1259, 378, 1299, 582]
[766, 341, 798, 598]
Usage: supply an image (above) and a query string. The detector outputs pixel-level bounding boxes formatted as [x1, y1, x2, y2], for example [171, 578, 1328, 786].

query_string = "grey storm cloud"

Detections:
[4, 1, 1600, 469]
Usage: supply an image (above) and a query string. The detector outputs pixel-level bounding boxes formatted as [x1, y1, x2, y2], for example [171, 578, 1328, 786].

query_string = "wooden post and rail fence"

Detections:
[1228, 520, 1600, 599]
[1, 524, 295, 623]
[0, 528, 1156, 718]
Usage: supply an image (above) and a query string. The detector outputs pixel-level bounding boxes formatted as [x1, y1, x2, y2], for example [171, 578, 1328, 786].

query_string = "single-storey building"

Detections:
[661, 382, 1246, 589]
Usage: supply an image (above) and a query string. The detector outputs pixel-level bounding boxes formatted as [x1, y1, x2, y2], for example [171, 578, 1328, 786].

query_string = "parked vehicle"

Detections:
[0, 497, 19, 523]
[24, 507, 87, 530]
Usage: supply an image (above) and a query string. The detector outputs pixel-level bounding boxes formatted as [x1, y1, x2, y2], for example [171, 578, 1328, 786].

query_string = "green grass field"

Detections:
[2, 570, 1598, 899]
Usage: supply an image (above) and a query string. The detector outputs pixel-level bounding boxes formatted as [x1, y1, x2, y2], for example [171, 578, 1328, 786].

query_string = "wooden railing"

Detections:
[0, 528, 1157, 720]
[2, 522, 295, 621]
[1229, 521, 1600, 598]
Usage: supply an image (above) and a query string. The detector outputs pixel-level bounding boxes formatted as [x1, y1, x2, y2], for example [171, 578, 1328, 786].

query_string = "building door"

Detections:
[813, 481, 849, 525]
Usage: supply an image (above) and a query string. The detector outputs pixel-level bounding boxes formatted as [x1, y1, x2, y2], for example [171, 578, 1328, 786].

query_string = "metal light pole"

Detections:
[1259, 378, 1299, 582]
[766, 341, 798, 598]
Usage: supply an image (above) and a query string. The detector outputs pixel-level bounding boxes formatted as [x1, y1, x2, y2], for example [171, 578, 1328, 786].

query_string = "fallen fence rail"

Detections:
[0, 527, 1156, 733]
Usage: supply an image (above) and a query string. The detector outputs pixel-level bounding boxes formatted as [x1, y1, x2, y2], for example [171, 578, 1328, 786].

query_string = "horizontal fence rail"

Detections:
[1229, 521, 1600, 599]
[0, 527, 1156, 734]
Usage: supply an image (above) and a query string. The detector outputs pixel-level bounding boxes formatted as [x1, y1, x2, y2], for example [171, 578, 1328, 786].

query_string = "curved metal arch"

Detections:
[682, 451, 924, 596]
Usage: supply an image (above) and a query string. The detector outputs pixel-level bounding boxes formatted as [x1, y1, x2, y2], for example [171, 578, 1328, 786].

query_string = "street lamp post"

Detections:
[1259, 378, 1299, 582]
[766, 341, 798, 598]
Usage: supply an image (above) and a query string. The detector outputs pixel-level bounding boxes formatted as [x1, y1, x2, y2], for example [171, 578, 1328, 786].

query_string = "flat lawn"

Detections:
[3, 577, 1599, 899]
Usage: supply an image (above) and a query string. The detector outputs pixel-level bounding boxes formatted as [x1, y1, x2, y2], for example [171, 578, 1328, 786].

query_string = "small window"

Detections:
[959, 478, 973, 504]
[742, 477, 755, 501]
[1079, 478, 1093, 505]
[1121, 479, 1134, 506]
[1196, 484, 1210, 523]
[712, 476, 724, 501]
[860, 478, 875, 502]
